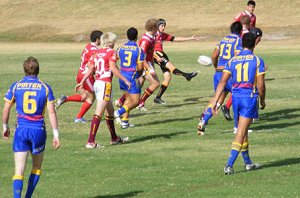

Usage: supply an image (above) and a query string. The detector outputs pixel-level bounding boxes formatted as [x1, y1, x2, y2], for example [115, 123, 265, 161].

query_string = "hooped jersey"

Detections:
[4, 76, 55, 128]
[235, 11, 256, 29]
[224, 49, 265, 97]
[138, 33, 156, 63]
[117, 41, 145, 79]
[154, 31, 175, 52]
[79, 42, 99, 74]
[89, 47, 117, 82]
[215, 33, 242, 67]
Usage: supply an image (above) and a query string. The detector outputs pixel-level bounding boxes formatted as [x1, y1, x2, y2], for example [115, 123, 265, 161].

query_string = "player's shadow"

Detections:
[165, 101, 206, 108]
[262, 157, 300, 169]
[138, 117, 194, 126]
[91, 190, 143, 198]
[129, 131, 187, 144]
[130, 111, 160, 118]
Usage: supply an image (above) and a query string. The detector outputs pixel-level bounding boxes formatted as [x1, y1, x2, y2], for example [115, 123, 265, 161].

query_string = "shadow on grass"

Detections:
[129, 131, 187, 144]
[262, 157, 300, 169]
[137, 117, 195, 127]
[91, 190, 143, 198]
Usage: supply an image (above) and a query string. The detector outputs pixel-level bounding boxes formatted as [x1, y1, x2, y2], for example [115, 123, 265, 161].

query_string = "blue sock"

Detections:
[226, 142, 242, 167]
[117, 105, 129, 117]
[25, 169, 41, 198]
[241, 142, 252, 165]
[202, 106, 213, 124]
[13, 175, 24, 198]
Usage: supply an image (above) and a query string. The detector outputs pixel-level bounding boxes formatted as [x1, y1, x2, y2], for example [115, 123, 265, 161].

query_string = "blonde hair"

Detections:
[101, 32, 118, 47]
[145, 18, 158, 32]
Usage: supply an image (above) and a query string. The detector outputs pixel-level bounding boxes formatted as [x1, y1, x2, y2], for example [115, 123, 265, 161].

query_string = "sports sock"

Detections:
[226, 142, 242, 167]
[140, 88, 154, 104]
[172, 68, 187, 77]
[118, 94, 126, 106]
[88, 115, 101, 143]
[105, 116, 117, 140]
[241, 142, 252, 165]
[13, 175, 24, 198]
[25, 169, 41, 198]
[225, 95, 232, 109]
[117, 105, 129, 117]
[201, 106, 213, 124]
[66, 94, 82, 102]
[76, 101, 92, 119]
[156, 84, 168, 99]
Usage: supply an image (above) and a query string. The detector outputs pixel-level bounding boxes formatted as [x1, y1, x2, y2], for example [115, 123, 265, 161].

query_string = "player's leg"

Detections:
[25, 152, 44, 198]
[114, 94, 126, 108]
[13, 151, 29, 198]
[105, 101, 118, 140]
[166, 61, 198, 81]
[154, 71, 171, 104]
[138, 70, 159, 109]
[120, 93, 140, 128]
[75, 90, 95, 123]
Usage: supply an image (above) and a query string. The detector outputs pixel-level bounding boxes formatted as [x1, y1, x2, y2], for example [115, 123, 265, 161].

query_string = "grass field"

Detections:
[0, 40, 300, 197]
[0, 0, 300, 197]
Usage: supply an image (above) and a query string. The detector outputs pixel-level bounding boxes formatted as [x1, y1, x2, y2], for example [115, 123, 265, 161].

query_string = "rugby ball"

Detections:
[197, 55, 212, 66]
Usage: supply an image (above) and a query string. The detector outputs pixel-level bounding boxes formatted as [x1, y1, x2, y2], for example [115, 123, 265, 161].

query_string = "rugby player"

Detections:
[234, 0, 256, 29]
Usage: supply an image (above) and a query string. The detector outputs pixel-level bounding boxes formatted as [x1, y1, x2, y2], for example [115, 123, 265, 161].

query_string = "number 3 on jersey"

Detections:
[235, 62, 249, 82]
[123, 51, 132, 67]
[23, 91, 37, 114]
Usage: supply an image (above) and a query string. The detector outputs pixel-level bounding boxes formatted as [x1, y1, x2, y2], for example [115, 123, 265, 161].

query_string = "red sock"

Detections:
[106, 116, 117, 140]
[88, 115, 101, 143]
[76, 102, 92, 119]
[66, 94, 82, 102]
[140, 88, 154, 104]
[119, 94, 126, 106]
[226, 95, 232, 109]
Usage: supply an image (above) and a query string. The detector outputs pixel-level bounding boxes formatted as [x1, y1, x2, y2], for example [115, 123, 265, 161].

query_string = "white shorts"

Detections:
[142, 61, 156, 76]
[94, 80, 113, 101]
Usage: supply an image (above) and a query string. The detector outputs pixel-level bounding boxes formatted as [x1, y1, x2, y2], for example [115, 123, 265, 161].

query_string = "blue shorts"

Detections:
[119, 78, 141, 94]
[13, 126, 47, 155]
[232, 95, 258, 120]
[213, 71, 232, 92]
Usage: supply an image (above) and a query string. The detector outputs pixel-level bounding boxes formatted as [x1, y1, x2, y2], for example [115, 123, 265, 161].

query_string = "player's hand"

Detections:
[125, 80, 131, 90]
[52, 137, 60, 150]
[260, 100, 266, 110]
[211, 99, 218, 115]
[75, 83, 83, 92]
[3, 128, 10, 140]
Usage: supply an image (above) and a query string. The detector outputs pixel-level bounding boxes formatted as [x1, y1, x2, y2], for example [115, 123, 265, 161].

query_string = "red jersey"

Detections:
[234, 11, 256, 29]
[154, 31, 175, 52]
[138, 33, 156, 63]
[79, 42, 99, 74]
[89, 47, 117, 83]
[241, 27, 249, 38]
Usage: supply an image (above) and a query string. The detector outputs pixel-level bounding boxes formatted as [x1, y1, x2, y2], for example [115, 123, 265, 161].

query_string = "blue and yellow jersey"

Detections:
[224, 49, 265, 97]
[117, 41, 145, 79]
[4, 76, 55, 128]
[215, 33, 242, 67]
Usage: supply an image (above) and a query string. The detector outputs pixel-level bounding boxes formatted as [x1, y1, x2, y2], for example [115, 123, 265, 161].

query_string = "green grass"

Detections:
[0, 42, 300, 198]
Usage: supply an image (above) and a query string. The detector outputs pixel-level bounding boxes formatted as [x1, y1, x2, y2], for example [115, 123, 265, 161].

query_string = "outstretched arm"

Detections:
[173, 35, 200, 42]
[2, 101, 12, 140]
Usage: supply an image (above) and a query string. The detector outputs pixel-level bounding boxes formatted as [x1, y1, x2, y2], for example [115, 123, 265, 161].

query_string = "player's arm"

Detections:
[257, 73, 266, 109]
[47, 102, 60, 149]
[211, 72, 231, 114]
[109, 61, 131, 90]
[173, 35, 200, 42]
[2, 101, 12, 140]
[75, 61, 94, 91]
[211, 48, 219, 68]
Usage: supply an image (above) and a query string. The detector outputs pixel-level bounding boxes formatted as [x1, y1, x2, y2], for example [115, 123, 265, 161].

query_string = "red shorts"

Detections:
[76, 71, 95, 92]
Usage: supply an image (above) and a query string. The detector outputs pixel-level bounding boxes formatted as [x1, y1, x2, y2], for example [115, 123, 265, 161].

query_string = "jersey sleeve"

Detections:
[224, 59, 233, 74]
[4, 82, 17, 103]
[138, 47, 145, 63]
[162, 32, 175, 41]
[234, 38, 243, 54]
[234, 12, 244, 21]
[256, 56, 265, 76]
[109, 50, 118, 62]
[45, 84, 56, 103]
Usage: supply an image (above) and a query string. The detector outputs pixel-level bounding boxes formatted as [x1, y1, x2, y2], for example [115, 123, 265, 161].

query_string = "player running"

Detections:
[211, 33, 266, 174]
[153, 18, 199, 104]
[2, 57, 60, 197]
[75, 32, 130, 148]
[55, 30, 103, 123]
[197, 21, 243, 135]
[114, 27, 144, 129]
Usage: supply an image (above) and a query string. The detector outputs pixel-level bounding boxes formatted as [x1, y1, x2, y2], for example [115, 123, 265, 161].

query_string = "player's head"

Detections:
[23, 56, 39, 76]
[249, 27, 263, 45]
[101, 32, 118, 48]
[240, 15, 250, 29]
[242, 33, 256, 50]
[157, 18, 167, 32]
[247, 0, 256, 14]
[145, 18, 158, 35]
[230, 21, 243, 35]
[90, 30, 103, 46]
[127, 27, 138, 41]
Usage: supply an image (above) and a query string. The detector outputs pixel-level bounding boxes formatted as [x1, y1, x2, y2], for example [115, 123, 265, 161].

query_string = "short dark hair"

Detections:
[23, 56, 39, 76]
[127, 27, 138, 41]
[157, 18, 166, 27]
[249, 28, 263, 39]
[90, 30, 103, 42]
[242, 33, 256, 49]
[247, 0, 256, 6]
[230, 21, 242, 34]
